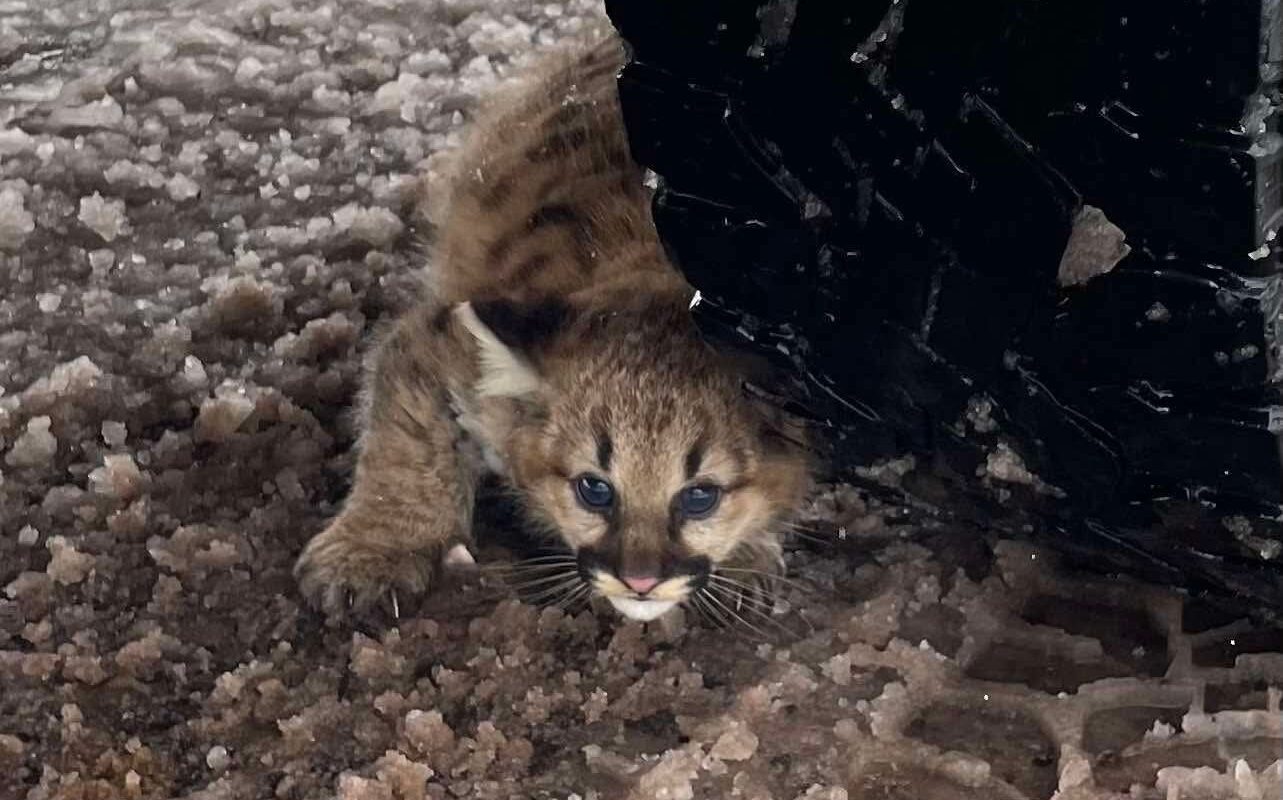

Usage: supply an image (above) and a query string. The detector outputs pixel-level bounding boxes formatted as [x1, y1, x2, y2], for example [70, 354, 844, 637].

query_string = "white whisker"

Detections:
[693, 590, 730, 630]
[707, 574, 777, 615]
[519, 577, 585, 605]
[700, 586, 774, 641]
[507, 570, 582, 590]
[707, 580, 801, 638]
[481, 555, 578, 572]
[717, 566, 814, 595]
[552, 584, 590, 612]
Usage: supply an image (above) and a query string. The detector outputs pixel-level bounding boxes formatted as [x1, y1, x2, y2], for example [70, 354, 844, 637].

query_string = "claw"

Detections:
[444, 543, 476, 569]
[390, 589, 401, 620]
[346, 590, 355, 609]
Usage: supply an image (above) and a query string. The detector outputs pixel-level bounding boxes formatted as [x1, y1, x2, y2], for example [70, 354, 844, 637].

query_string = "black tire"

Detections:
[607, 0, 1283, 618]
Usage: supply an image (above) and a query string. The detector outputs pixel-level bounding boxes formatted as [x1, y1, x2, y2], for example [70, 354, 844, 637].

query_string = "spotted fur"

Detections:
[294, 34, 811, 622]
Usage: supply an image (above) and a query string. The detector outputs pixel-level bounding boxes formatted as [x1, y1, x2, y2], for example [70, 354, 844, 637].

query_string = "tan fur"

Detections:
[294, 34, 811, 621]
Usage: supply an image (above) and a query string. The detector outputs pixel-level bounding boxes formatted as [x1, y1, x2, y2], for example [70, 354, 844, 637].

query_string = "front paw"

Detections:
[294, 520, 441, 618]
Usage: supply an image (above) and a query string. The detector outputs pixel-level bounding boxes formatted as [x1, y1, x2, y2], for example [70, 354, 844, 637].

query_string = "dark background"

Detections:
[607, 0, 1283, 617]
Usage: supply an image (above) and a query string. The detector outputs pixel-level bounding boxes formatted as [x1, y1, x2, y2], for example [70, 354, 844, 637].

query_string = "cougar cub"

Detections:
[294, 35, 810, 622]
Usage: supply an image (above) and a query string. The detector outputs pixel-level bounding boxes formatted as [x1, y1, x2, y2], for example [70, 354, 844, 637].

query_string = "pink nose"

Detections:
[622, 575, 660, 595]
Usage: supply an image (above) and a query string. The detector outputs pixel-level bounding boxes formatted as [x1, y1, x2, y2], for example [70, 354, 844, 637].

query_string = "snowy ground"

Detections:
[2, 1, 1282, 798]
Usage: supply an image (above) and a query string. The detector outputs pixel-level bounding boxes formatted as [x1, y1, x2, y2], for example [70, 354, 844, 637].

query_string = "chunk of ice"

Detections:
[166, 173, 200, 201]
[0, 187, 36, 251]
[88, 453, 144, 500]
[47, 97, 124, 131]
[195, 387, 255, 443]
[331, 203, 404, 247]
[78, 192, 131, 242]
[101, 420, 128, 447]
[5, 416, 57, 468]
[46, 536, 95, 585]
[0, 127, 35, 156]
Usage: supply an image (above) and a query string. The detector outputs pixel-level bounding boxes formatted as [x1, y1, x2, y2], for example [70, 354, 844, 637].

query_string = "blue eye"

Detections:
[679, 484, 721, 518]
[574, 475, 615, 510]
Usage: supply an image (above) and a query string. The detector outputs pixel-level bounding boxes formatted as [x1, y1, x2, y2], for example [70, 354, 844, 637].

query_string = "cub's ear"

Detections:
[453, 298, 572, 398]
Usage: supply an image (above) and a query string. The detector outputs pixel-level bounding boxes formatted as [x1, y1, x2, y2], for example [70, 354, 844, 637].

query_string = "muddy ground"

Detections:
[1, 1, 1281, 798]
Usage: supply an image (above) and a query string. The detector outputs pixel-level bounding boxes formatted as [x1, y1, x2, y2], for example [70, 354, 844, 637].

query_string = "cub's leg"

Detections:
[295, 306, 476, 617]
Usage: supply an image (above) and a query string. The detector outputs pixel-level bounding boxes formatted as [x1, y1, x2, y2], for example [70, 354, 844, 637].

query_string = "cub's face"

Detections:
[525, 381, 803, 622]
[458, 298, 809, 622]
